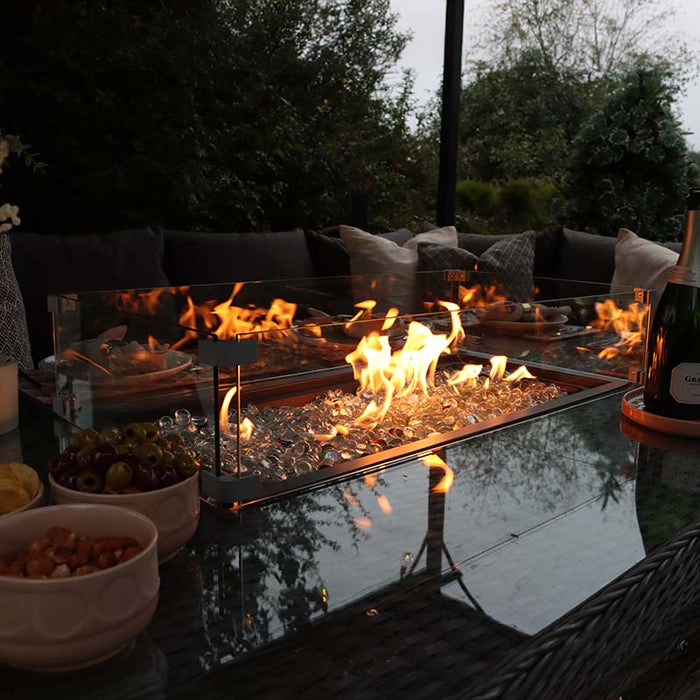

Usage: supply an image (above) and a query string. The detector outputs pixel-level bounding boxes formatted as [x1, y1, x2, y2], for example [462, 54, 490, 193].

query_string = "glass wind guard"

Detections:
[47, 272, 649, 501]
[225, 273, 645, 498]
[48, 289, 220, 458]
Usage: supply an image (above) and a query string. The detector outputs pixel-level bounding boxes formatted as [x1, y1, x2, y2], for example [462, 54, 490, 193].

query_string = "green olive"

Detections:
[119, 438, 140, 455]
[76, 470, 104, 493]
[98, 426, 123, 445]
[81, 429, 100, 446]
[124, 423, 142, 441]
[156, 437, 171, 451]
[76, 445, 98, 471]
[105, 461, 133, 491]
[161, 450, 174, 465]
[137, 422, 160, 442]
[167, 433, 185, 447]
[174, 453, 197, 478]
[69, 433, 84, 449]
[69, 429, 99, 449]
[134, 442, 163, 466]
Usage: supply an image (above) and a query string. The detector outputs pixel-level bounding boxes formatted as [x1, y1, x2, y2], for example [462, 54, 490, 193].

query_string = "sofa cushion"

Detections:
[10, 227, 170, 363]
[163, 228, 315, 286]
[550, 227, 617, 284]
[304, 230, 352, 279]
[457, 225, 562, 277]
[304, 227, 415, 280]
[419, 232, 536, 302]
[611, 228, 679, 295]
[340, 225, 457, 312]
[0, 234, 33, 369]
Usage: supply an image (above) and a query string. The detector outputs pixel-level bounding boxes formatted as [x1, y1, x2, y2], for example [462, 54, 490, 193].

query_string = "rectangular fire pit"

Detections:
[47, 272, 649, 504]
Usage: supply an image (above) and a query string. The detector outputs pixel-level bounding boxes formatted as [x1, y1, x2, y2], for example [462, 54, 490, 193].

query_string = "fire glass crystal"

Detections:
[203, 373, 566, 483]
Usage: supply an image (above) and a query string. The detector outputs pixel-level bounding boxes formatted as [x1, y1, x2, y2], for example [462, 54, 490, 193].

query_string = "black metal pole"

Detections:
[436, 0, 465, 227]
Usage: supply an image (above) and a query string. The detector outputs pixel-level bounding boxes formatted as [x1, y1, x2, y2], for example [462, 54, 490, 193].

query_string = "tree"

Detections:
[0, 0, 426, 234]
[458, 51, 603, 183]
[479, 0, 694, 81]
[563, 68, 690, 240]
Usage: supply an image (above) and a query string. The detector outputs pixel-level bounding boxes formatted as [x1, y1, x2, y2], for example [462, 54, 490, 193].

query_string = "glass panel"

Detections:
[48, 271, 650, 502]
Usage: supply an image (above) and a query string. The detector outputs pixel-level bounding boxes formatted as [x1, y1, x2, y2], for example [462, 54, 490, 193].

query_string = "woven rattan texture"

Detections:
[468, 520, 700, 700]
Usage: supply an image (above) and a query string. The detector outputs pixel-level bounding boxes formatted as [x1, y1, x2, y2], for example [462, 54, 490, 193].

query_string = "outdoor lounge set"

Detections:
[8, 223, 681, 365]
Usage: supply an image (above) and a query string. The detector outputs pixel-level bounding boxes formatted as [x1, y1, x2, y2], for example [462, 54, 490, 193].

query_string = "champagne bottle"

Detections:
[644, 187, 700, 419]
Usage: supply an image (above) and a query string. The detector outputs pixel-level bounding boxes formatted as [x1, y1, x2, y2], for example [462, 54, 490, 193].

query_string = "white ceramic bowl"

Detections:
[50, 472, 199, 562]
[0, 482, 45, 519]
[0, 503, 159, 672]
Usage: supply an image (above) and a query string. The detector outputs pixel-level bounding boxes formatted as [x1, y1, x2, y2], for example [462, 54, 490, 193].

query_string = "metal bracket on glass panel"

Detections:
[200, 469, 261, 503]
[628, 367, 646, 385]
[47, 293, 77, 314]
[197, 338, 258, 367]
[443, 269, 467, 282]
[634, 288, 653, 305]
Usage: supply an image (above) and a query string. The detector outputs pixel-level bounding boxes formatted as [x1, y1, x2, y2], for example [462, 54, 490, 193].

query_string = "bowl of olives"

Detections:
[49, 423, 200, 562]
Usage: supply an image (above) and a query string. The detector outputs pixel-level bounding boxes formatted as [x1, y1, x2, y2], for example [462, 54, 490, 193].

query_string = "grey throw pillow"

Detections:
[418, 232, 536, 302]
[0, 234, 33, 369]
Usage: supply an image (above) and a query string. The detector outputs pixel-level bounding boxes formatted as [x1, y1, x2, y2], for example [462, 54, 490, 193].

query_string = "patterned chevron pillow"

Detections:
[418, 232, 536, 302]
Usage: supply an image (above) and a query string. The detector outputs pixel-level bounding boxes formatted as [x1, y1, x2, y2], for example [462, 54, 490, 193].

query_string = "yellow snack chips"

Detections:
[0, 463, 40, 515]
[0, 463, 40, 498]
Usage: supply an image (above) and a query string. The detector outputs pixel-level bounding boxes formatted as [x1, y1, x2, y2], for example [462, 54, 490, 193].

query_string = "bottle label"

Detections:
[670, 364, 700, 404]
[668, 266, 700, 289]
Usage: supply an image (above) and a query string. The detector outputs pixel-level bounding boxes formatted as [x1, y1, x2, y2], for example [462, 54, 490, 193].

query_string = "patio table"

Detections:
[4, 387, 700, 699]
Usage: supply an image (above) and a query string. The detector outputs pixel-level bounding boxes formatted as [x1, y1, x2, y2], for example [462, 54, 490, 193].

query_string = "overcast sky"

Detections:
[390, 0, 700, 148]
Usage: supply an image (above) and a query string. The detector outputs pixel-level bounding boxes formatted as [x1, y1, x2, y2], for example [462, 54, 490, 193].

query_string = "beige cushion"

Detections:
[610, 228, 678, 295]
[339, 226, 458, 312]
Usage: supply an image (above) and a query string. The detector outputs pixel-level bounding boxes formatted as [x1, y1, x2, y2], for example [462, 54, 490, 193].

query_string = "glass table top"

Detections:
[4, 389, 700, 699]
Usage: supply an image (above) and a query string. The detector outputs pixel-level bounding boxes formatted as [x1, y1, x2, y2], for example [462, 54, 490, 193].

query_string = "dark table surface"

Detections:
[4, 388, 700, 699]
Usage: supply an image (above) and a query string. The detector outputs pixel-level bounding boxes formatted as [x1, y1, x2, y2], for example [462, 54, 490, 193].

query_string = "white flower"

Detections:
[0, 203, 19, 223]
[0, 223, 12, 233]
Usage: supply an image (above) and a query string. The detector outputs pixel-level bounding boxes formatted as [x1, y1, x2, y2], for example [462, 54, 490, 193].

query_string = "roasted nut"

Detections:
[72, 565, 100, 577]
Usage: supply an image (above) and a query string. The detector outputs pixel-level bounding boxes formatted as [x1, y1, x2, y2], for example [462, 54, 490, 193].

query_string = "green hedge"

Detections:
[456, 178, 561, 234]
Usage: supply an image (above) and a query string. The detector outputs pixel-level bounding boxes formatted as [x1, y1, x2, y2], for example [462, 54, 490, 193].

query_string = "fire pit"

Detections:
[47, 271, 649, 503]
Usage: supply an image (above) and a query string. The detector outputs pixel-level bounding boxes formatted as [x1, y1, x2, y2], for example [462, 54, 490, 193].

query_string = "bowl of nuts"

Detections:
[49, 423, 200, 562]
[0, 503, 159, 671]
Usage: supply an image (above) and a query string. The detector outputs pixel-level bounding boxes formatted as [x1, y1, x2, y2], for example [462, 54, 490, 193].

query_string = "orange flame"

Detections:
[239, 417, 255, 440]
[219, 388, 253, 440]
[459, 284, 508, 308]
[489, 355, 508, 381]
[346, 301, 464, 429]
[219, 386, 237, 437]
[381, 308, 399, 332]
[504, 366, 536, 382]
[421, 454, 454, 493]
[590, 300, 646, 360]
[172, 284, 297, 350]
[344, 301, 535, 428]
[113, 287, 189, 316]
[446, 363, 483, 387]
